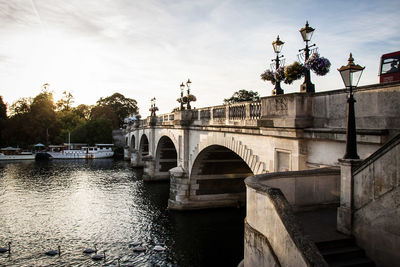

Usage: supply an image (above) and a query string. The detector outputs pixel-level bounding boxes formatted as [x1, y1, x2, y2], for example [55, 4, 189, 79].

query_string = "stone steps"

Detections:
[316, 237, 375, 267]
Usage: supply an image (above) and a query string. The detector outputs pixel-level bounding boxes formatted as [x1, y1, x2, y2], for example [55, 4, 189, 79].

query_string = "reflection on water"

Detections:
[0, 160, 244, 266]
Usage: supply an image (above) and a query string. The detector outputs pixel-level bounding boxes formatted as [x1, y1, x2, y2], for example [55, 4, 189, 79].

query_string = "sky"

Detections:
[0, 0, 399, 116]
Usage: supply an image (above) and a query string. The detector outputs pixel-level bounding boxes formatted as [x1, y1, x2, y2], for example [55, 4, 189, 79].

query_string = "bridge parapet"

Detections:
[152, 100, 262, 127]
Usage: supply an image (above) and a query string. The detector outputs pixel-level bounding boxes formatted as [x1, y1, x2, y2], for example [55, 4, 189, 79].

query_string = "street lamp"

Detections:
[338, 53, 365, 159]
[186, 79, 192, 110]
[179, 82, 185, 110]
[299, 21, 316, 93]
[272, 35, 285, 95]
[149, 97, 158, 117]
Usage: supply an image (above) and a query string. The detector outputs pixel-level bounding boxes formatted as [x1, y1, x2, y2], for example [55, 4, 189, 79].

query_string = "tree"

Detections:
[73, 104, 93, 120]
[0, 96, 7, 146]
[90, 105, 119, 129]
[96, 93, 138, 127]
[54, 110, 86, 144]
[29, 90, 58, 144]
[9, 97, 32, 116]
[0, 96, 6, 120]
[56, 91, 74, 111]
[223, 90, 260, 104]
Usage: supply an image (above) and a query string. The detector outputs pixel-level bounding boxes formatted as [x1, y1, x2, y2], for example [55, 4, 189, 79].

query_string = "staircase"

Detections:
[316, 237, 375, 267]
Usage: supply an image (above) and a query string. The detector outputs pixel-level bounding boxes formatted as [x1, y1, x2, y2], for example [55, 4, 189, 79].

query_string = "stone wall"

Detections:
[312, 82, 400, 131]
[244, 168, 339, 266]
[351, 133, 400, 266]
[245, 171, 330, 267]
[258, 167, 340, 210]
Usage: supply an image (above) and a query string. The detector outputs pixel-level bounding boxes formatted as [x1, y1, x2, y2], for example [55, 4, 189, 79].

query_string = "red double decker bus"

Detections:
[379, 51, 400, 83]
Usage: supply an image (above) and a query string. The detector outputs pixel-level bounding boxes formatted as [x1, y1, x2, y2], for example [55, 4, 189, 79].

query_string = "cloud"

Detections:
[0, 0, 399, 115]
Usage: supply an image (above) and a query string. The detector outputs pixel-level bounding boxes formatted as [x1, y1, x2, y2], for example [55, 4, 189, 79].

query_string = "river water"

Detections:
[0, 159, 244, 267]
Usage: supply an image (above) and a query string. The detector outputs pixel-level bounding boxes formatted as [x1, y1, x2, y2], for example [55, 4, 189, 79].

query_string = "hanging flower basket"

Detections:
[284, 61, 305, 84]
[261, 69, 276, 85]
[261, 68, 285, 85]
[305, 53, 331, 76]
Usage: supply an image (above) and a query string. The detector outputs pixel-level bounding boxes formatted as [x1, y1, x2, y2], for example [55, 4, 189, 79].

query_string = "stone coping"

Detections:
[245, 167, 339, 184]
[245, 170, 329, 267]
[354, 132, 400, 175]
[304, 128, 388, 135]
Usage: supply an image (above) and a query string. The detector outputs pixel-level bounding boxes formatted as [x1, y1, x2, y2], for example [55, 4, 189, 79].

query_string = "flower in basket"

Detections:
[260, 69, 276, 85]
[284, 61, 305, 84]
[305, 53, 331, 76]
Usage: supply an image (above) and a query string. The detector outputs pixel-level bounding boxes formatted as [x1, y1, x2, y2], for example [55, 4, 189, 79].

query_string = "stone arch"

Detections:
[139, 134, 149, 159]
[154, 136, 178, 179]
[190, 135, 266, 176]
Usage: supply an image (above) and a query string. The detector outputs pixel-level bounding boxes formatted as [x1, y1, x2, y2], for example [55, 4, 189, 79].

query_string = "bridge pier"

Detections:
[123, 146, 131, 161]
[130, 149, 143, 168]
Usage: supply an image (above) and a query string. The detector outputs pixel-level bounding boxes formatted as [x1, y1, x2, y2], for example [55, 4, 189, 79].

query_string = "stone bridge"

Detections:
[123, 82, 400, 210]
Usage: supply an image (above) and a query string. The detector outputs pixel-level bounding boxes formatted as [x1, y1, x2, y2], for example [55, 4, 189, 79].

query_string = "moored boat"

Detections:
[0, 147, 35, 160]
[44, 143, 114, 159]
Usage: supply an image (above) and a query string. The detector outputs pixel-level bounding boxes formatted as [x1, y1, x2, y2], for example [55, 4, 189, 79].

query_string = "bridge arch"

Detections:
[190, 145, 253, 196]
[190, 135, 266, 176]
[154, 136, 178, 179]
[139, 134, 149, 159]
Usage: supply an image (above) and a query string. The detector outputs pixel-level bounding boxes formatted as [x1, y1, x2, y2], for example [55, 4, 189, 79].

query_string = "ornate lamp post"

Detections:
[338, 53, 365, 159]
[299, 21, 316, 93]
[186, 79, 192, 110]
[179, 82, 185, 110]
[272, 35, 285, 95]
[149, 97, 158, 117]
[184, 79, 197, 110]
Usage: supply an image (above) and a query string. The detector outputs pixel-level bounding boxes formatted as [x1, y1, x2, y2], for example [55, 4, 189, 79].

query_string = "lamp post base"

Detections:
[300, 82, 315, 93]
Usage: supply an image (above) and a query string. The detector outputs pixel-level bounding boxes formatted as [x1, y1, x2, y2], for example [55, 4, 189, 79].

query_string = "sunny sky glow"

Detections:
[0, 0, 399, 115]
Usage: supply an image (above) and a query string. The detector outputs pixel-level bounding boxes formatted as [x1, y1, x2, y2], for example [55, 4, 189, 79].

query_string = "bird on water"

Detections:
[45, 245, 61, 256]
[92, 250, 106, 261]
[83, 244, 97, 254]
[0, 242, 11, 254]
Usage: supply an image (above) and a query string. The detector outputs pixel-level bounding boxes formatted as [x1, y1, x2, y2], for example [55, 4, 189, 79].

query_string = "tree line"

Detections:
[0, 85, 138, 148]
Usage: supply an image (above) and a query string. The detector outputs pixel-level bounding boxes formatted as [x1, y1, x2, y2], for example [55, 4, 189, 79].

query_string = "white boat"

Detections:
[46, 143, 114, 159]
[0, 147, 35, 160]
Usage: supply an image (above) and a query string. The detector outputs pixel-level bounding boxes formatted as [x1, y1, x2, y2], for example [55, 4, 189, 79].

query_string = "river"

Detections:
[0, 159, 244, 267]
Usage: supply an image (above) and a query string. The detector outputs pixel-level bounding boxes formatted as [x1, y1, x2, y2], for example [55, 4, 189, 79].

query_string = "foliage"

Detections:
[90, 105, 119, 129]
[305, 53, 331, 76]
[260, 69, 276, 85]
[10, 97, 32, 116]
[96, 93, 138, 127]
[0, 96, 6, 146]
[224, 89, 260, 104]
[1, 89, 137, 148]
[71, 118, 113, 145]
[73, 104, 93, 120]
[284, 62, 305, 84]
[0, 96, 6, 120]
[56, 91, 74, 111]
[261, 67, 285, 86]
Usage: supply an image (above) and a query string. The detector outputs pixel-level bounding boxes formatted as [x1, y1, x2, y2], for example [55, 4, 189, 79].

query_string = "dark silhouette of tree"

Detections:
[73, 104, 93, 120]
[9, 97, 32, 116]
[223, 89, 260, 104]
[0, 96, 7, 146]
[90, 105, 119, 129]
[56, 91, 74, 111]
[96, 93, 138, 127]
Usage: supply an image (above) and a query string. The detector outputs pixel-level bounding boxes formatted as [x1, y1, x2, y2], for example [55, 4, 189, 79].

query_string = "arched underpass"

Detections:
[187, 145, 254, 208]
[154, 136, 177, 179]
[139, 134, 149, 160]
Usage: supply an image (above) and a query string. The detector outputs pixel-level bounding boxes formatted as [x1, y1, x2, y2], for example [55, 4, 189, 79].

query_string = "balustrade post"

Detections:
[245, 103, 251, 120]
